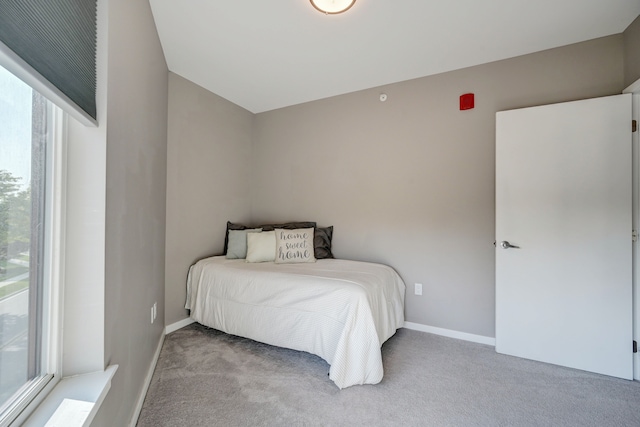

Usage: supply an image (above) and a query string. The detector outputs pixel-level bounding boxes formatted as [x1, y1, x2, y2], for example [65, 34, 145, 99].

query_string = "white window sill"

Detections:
[22, 365, 118, 427]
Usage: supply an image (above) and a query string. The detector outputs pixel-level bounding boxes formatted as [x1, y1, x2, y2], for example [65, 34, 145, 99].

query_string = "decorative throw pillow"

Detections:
[274, 228, 316, 264]
[246, 231, 276, 263]
[224, 221, 249, 254]
[314, 226, 334, 259]
[226, 228, 262, 259]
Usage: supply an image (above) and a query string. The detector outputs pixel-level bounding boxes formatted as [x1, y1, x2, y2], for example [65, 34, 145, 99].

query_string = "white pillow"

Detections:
[274, 228, 316, 264]
[226, 228, 262, 259]
[246, 231, 276, 263]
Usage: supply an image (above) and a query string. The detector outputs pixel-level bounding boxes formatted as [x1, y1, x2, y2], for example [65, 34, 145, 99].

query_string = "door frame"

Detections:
[623, 79, 640, 381]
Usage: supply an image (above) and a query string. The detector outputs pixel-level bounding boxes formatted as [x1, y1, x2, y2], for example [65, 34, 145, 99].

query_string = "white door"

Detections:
[495, 94, 633, 380]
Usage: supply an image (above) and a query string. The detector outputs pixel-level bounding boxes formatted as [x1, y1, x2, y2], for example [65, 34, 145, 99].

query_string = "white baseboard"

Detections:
[129, 333, 165, 427]
[404, 321, 496, 346]
[165, 317, 195, 334]
[128, 318, 195, 426]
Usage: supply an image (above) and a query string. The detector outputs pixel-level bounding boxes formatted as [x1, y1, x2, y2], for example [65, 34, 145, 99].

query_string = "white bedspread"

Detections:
[185, 256, 405, 389]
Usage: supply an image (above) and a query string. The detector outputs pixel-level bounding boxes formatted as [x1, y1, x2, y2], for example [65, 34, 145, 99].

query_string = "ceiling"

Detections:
[149, 0, 640, 113]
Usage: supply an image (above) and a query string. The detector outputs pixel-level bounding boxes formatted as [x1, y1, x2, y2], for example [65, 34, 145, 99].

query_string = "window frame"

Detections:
[0, 93, 66, 427]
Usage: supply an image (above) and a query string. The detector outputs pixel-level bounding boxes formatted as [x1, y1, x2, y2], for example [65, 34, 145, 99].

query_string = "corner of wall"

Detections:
[623, 14, 640, 88]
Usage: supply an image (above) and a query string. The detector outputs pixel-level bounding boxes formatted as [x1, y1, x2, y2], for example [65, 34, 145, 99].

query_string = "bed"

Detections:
[185, 256, 406, 389]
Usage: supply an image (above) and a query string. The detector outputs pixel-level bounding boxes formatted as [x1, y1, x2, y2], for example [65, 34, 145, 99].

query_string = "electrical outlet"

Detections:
[414, 283, 423, 296]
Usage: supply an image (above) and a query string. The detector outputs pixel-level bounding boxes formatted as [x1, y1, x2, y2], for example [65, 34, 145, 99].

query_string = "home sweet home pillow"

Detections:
[274, 228, 316, 264]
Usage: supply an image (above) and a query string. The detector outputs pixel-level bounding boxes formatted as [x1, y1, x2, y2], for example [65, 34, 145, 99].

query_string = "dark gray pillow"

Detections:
[314, 226, 334, 259]
[258, 221, 316, 232]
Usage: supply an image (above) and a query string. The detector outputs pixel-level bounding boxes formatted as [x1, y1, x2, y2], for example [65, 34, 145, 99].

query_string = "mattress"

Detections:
[185, 256, 406, 389]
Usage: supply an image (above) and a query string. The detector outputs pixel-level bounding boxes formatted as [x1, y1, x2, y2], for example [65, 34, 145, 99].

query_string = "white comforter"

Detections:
[185, 256, 406, 389]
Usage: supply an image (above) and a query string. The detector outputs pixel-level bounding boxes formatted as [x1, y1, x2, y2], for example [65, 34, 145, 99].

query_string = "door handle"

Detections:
[500, 241, 520, 249]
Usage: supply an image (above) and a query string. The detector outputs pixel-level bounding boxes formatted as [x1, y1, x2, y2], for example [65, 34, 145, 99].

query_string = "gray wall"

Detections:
[92, 0, 168, 424]
[250, 35, 624, 338]
[624, 14, 640, 88]
[165, 73, 254, 325]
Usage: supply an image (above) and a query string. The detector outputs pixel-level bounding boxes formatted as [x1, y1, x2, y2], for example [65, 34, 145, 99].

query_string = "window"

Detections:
[0, 64, 55, 423]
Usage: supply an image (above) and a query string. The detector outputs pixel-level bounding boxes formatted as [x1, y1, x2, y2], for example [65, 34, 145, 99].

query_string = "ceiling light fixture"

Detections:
[310, 0, 356, 15]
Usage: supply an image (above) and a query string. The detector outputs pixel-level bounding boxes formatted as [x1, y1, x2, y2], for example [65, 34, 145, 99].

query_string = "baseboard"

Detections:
[404, 321, 496, 346]
[165, 317, 195, 334]
[128, 318, 195, 426]
[166, 319, 493, 346]
[128, 332, 165, 427]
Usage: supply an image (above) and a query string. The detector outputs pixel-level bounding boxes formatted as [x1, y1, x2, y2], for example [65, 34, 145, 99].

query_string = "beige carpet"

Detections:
[137, 323, 640, 426]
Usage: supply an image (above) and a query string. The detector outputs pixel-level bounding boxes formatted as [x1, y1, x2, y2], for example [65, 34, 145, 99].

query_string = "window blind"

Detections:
[0, 0, 97, 120]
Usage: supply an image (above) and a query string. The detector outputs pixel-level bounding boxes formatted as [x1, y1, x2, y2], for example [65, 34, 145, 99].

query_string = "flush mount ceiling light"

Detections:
[310, 0, 356, 15]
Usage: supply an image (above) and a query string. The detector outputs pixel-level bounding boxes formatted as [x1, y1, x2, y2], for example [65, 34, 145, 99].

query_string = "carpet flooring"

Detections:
[137, 323, 640, 426]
